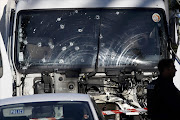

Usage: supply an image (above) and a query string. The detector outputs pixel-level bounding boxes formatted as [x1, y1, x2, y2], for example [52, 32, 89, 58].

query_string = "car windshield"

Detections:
[0, 101, 94, 120]
[15, 9, 168, 70]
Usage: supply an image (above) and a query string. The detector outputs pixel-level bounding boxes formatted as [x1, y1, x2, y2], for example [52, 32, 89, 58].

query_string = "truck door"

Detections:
[0, 33, 12, 99]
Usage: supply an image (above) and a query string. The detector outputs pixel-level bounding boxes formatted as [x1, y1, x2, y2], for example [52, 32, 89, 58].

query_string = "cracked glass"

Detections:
[15, 9, 168, 70]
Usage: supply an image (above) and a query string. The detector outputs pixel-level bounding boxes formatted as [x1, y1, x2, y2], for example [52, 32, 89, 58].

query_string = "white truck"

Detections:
[1, 0, 180, 119]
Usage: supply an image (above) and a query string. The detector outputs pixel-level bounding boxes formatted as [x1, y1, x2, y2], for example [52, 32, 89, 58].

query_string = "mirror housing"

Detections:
[169, 11, 180, 46]
[176, 0, 180, 5]
[0, 53, 2, 78]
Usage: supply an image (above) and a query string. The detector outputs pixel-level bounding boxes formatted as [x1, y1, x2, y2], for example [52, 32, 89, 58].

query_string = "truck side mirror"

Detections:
[0, 52, 3, 78]
[176, 13, 180, 22]
[176, 0, 180, 5]
[169, 12, 180, 46]
[176, 13, 180, 44]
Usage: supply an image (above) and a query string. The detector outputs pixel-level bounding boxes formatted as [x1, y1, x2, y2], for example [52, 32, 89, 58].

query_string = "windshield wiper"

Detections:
[95, 22, 101, 73]
[87, 13, 102, 78]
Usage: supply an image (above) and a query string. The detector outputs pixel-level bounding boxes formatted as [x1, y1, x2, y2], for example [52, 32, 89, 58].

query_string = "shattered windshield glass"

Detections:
[16, 9, 168, 70]
[98, 9, 168, 67]
[16, 9, 100, 69]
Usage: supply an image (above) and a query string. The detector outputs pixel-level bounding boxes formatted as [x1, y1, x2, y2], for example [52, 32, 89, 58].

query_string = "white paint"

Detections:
[0, 33, 13, 99]
[0, 0, 12, 99]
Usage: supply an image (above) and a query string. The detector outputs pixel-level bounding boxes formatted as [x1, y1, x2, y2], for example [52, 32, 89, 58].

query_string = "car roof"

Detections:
[0, 93, 92, 106]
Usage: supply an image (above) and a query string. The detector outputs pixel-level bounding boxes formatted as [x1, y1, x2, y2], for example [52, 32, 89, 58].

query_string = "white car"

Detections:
[0, 93, 104, 120]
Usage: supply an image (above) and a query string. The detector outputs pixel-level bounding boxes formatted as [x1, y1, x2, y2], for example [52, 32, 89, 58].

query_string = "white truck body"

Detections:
[1, 0, 180, 119]
[0, 33, 12, 99]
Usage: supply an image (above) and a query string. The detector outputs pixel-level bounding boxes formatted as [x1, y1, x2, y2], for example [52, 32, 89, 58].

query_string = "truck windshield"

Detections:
[0, 101, 94, 120]
[15, 9, 168, 70]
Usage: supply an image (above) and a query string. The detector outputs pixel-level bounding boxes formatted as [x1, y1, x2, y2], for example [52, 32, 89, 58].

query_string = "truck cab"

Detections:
[3, 0, 180, 119]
